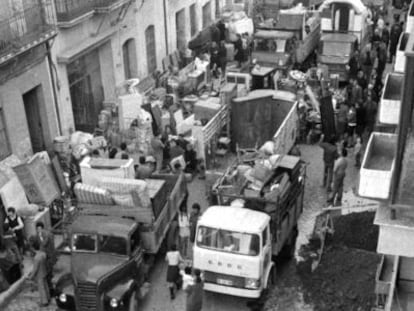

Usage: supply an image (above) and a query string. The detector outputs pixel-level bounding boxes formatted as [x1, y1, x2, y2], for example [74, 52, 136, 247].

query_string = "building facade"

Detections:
[0, 0, 60, 160]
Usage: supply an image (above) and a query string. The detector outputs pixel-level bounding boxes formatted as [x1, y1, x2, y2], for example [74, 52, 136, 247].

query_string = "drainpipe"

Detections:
[163, 0, 169, 56]
[46, 40, 63, 136]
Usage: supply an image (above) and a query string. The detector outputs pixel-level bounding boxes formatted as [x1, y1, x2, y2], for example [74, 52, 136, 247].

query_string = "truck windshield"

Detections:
[99, 235, 127, 256]
[322, 42, 351, 57]
[72, 234, 97, 252]
[254, 38, 286, 53]
[196, 226, 260, 256]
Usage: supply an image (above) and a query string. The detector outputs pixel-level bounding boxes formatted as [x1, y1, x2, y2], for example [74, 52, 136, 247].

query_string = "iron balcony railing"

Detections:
[54, 0, 130, 22]
[0, 0, 56, 61]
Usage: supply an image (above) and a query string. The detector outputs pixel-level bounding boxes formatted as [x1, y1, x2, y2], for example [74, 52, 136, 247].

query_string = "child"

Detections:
[354, 136, 362, 168]
[180, 266, 194, 290]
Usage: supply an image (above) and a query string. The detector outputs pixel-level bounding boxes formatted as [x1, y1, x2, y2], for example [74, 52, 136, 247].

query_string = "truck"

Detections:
[230, 89, 299, 155]
[54, 171, 188, 311]
[193, 154, 306, 298]
[318, 33, 359, 81]
[318, 0, 370, 47]
[252, 4, 321, 71]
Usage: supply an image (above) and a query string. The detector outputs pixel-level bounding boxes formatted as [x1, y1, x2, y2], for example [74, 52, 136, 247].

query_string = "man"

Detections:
[189, 204, 201, 244]
[26, 239, 49, 307]
[135, 156, 153, 179]
[4, 207, 25, 257]
[365, 94, 378, 134]
[115, 142, 129, 159]
[360, 43, 375, 80]
[34, 222, 56, 293]
[376, 42, 387, 79]
[151, 134, 165, 172]
[348, 50, 360, 80]
[389, 15, 402, 63]
[350, 78, 363, 104]
[328, 148, 348, 206]
[319, 134, 338, 192]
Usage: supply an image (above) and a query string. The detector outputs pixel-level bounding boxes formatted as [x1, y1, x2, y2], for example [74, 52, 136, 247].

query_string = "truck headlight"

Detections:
[59, 293, 67, 303]
[110, 298, 118, 308]
[245, 278, 261, 289]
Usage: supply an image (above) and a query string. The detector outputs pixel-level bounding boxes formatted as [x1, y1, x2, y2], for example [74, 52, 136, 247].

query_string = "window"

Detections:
[0, 109, 11, 160]
[72, 234, 97, 252]
[100, 235, 127, 256]
[322, 41, 352, 57]
[145, 26, 157, 74]
[123, 38, 138, 79]
[130, 227, 141, 253]
[262, 228, 268, 247]
[190, 4, 198, 37]
[197, 226, 260, 256]
[202, 2, 212, 29]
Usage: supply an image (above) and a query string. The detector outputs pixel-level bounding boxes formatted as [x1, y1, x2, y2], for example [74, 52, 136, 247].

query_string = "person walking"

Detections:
[365, 94, 378, 134]
[4, 207, 25, 257]
[186, 269, 204, 311]
[189, 204, 201, 244]
[178, 205, 190, 258]
[360, 43, 375, 80]
[166, 245, 183, 300]
[389, 15, 403, 63]
[319, 134, 338, 192]
[328, 148, 348, 206]
[34, 222, 56, 294]
[25, 239, 50, 307]
[376, 42, 388, 79]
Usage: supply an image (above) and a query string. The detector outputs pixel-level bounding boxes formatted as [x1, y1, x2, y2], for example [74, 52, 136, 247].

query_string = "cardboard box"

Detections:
[13, 156, 60, 205]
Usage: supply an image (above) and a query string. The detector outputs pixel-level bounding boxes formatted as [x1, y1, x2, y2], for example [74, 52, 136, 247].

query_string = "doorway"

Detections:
[334, 3, 350, 32]
[23, 86, 46, 153]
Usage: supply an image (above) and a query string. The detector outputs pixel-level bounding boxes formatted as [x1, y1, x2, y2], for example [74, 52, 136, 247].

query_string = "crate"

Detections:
[359, 132, 397, 199]
[379, 73, 403, 125]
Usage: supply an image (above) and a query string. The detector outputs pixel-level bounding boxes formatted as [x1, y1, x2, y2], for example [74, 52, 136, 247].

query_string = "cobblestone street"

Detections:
[4, 143, 377, 311]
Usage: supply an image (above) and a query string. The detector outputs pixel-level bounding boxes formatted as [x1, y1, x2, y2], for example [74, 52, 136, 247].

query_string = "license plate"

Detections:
[217, 278, 233, 286]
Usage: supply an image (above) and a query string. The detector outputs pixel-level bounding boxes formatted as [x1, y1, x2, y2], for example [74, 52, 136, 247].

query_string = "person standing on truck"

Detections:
[234, 34, 245, 68]
[319, 134, 338, 193]
[189, 203, 201, 244]
[166, 244, 184, 300]
[328, 148, 348, 206]
[151, 134, 165, 172]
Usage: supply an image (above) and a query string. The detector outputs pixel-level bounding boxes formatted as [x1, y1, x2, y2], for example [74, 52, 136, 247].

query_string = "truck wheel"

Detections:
[128, 290, 138, 311]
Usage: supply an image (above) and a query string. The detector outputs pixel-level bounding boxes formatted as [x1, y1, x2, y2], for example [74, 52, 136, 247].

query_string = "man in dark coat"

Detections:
[34, 222, 56, 293]
[319, 134, 338, 192]
[389, 15, 402, 63]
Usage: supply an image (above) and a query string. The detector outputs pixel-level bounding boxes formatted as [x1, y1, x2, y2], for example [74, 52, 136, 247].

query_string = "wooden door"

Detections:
[23, 87, 45, 153]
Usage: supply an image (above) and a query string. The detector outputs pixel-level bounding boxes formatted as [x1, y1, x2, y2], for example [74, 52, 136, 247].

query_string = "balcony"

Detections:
[0, 1, 57, 64]
[54, 0, 131, 27]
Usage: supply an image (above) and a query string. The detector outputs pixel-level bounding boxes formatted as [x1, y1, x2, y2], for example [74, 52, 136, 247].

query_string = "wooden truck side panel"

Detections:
[78, 173, 188, 254]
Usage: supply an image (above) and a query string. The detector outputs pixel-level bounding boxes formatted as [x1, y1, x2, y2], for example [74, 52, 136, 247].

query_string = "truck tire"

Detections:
[128, 290, 138, 311]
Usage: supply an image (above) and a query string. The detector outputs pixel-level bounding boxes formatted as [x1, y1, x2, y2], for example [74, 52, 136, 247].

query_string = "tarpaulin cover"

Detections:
[319, 95, 337, 138]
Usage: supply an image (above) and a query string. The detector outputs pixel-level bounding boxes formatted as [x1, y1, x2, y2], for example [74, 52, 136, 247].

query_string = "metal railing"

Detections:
[0, 0, 56, 59]
[54, 0, 128, 22]
[54, 0, 95, 22]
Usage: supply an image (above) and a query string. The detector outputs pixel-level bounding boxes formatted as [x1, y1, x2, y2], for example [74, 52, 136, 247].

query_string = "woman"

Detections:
[186, 269, 204, 311]
[178, 204, 190, 258]
[166, 245, 183, 300]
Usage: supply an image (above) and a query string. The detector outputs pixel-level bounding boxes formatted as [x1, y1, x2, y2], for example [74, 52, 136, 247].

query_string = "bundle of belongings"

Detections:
[219, 155, 302, 213]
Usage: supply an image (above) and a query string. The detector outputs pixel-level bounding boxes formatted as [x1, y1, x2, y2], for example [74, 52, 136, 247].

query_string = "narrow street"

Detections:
[4, 143, 375, 311]
[136, 144, 375, 311]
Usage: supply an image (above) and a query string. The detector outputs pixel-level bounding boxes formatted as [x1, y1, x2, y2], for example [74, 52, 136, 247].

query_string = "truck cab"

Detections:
[318, 33, 358, 81]
[193, 206, 274, 298]
[252, 30, 296, 70]
[55, 216, 146, 311]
